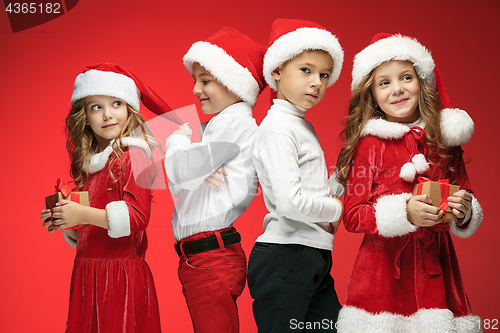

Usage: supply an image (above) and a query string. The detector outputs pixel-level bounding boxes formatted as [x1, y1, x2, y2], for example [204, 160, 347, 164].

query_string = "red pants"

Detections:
[177, 228, 247, 333]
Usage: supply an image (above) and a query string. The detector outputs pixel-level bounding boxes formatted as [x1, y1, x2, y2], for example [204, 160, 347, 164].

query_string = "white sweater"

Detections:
[253, 99, 342, 251]
[165, 102, 258, 241]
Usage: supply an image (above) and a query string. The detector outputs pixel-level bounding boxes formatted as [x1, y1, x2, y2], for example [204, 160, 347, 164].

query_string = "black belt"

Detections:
[174, 231, 241, 256]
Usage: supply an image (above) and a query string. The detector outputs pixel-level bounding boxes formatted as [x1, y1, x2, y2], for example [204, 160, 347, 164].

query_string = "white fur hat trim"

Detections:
[263, 27, 344, 91]
[71, 70, 141, 111]
[183, 41, 260, 106]
[351, 34, 435, 92]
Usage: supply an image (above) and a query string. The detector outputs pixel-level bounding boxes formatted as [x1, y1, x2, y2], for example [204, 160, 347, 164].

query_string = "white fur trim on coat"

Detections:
[337, 305, 482, 333]
[63, 232, 77, 248]
[450, 195, 482, 239]
[375, 193, 418, 237]
[263, 27, 344, 91]
[183, 41, 260, 106]
[106, 200, 131, 238]
[440, 108, 474, 146]
[83, 137, 152, 174]
[351, 34, 435, 92]
[361, 118, 411, 139]
[71, 70, 141, 111]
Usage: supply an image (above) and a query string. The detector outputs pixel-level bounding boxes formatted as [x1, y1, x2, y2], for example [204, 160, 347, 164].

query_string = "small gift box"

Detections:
[412, 177, 460, 222]
[45, 178, 89, 229]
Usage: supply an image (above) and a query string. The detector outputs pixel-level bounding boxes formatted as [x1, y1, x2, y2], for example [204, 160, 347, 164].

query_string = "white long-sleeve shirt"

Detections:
[164, 102, 258, 241]
[253, 99, 342, 251]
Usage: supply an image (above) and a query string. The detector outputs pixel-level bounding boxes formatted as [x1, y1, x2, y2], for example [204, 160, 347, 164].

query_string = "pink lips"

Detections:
[102, 123, 117, 129]
[391, 98, 409, 105]
[307, 93, 318, 99]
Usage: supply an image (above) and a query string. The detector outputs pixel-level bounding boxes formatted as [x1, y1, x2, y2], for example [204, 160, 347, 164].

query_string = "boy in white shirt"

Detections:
[247, 19, 344, 332]
[164, 27, 266, 333]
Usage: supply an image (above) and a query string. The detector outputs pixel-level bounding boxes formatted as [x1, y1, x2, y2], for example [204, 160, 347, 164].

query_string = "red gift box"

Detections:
[44, 179, 89, 229]
[412, 177, 460, 223]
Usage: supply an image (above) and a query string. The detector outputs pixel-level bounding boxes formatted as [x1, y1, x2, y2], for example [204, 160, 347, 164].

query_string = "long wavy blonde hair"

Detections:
[336, 66, 458, 186]
[66, 97, 158, 189]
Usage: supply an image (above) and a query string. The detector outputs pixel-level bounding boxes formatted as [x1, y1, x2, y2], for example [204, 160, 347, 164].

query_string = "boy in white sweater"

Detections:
[164, 27, 266, 333]
[247, 19, 344, 332]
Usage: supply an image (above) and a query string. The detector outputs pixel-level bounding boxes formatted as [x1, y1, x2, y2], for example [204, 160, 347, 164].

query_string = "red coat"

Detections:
[64, 138, 161, 333]
[337, 118, 483, 333]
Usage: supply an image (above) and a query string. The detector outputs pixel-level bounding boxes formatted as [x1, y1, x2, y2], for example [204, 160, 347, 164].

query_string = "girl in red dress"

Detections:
[334, 34, 483, 332]
[40, 63, 171, 333]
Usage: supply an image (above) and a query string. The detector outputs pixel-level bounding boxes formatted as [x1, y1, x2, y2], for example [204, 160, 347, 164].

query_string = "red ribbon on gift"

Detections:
[416, 176, 450, 213]
[54, 178, 73, 198]
[49, 178, 84, 230]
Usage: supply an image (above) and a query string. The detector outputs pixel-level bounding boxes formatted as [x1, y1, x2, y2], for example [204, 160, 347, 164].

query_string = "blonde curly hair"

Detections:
[336, 68, 459, 186]
[65, 97, 158, 188]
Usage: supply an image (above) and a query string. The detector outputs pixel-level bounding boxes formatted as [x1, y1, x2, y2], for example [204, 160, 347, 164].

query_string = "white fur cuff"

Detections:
[450, 195, 482, 239]
[375, 193, 418, 237]
[63, 232, 77, 248]
[106, 201, 131, 238]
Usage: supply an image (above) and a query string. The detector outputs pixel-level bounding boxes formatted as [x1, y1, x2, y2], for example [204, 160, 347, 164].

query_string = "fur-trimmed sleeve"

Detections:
[447, 149, 482, 238]
[106, 148, 153, 238]
[343, 138, 418, 237]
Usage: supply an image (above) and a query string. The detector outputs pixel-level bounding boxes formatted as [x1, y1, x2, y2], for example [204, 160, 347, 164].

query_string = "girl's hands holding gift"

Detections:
[407, 195, 444, 227]
[448, 190, 472, 219]
[40, 209, 57, 233]
[51, 200, 88, 230]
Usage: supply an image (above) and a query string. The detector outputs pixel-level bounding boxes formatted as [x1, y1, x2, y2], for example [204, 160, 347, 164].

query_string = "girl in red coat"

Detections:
[40, 64, 172, 333]
[334, 34, 483, 332]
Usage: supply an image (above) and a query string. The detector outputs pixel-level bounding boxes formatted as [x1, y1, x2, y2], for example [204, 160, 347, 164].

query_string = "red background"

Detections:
[1, 0, 499, 331]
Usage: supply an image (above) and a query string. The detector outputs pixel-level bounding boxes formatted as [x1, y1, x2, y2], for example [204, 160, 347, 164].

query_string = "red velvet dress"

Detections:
[64, 139, 161, 333]
[337, 119, 482, 333]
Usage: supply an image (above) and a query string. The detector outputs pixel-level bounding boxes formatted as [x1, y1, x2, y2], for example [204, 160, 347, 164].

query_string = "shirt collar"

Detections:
[217, 101, 253, 117]
[270, 99, 306, 119]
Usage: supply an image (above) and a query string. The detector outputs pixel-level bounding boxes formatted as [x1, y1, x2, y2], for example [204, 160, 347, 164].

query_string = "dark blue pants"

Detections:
[247, 243, 341, 332]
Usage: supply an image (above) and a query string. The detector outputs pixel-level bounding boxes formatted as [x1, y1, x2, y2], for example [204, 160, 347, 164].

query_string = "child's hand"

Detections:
[330, 196, 343, 234]
[40, 209, 57, 233]
[204, 167, 228, 187]
[51, 200, 87, 230]
[448, 190, 472, 219]
[407, 195, 444, 227]
[330, 220, 341, 234]
[167, 125, 192, 141]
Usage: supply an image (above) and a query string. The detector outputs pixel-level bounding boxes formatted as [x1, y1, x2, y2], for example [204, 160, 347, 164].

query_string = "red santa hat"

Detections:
[183, 27, 267, 106]
[352, 33, 474, 147]
[263, 18, 344, 91]
[71, 63, 173, 116]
